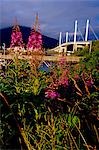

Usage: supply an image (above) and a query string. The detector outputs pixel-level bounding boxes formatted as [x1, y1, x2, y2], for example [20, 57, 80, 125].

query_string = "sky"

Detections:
[0, 0, 99, 38]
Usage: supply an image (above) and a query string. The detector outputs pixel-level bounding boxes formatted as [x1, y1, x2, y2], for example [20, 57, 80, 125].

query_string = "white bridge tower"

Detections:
[85, 19, 89, 41]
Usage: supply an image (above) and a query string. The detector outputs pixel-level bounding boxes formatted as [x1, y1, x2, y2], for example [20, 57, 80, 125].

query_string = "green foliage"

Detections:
[0, 50, 99, 149]
[74, 46, 89, 56]
[92, 40, 99, 51]
[80, 50, 99, 84]
[23, 105, 81, 150]
[80, 50, 99, 67]
[74, 40, 99, 56]
[0, 58, 47, 96]
[67, 114, 80, 128]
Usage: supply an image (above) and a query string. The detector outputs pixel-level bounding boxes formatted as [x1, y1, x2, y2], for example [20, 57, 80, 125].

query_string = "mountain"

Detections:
[0, 26, 98, 49]
[0, 26, 58, 49]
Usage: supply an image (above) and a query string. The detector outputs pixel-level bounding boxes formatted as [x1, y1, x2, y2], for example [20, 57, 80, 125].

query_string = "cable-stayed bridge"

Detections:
[49, 19, 98, 54]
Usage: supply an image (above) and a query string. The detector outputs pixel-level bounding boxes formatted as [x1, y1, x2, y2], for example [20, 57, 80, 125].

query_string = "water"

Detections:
[39, 62, 50, 72]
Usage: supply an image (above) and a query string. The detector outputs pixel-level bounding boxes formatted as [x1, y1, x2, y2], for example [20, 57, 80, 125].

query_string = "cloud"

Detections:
[0, 0, 99, 38]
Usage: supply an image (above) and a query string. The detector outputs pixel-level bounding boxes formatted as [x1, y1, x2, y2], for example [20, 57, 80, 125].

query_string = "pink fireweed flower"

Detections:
[74, 74, 80, 80]
[58, 70, 69, 86]
[82, 73, 94, 87]
[86, 78, 94, 87]
[45, 90, 59, 99]
[27, 30, 42, 50]
[59, 57, 66, 66]
[58, 77, 69, 87]
[10, 29, 24, 48]
[62, 70, 69, 76]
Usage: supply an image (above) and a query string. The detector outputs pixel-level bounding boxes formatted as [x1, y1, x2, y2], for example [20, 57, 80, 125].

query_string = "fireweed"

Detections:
[10, 25, 24, 48]
[0, 50, 99, 149]
[27, 30, 42, 51]
[45, 89, 60, 99]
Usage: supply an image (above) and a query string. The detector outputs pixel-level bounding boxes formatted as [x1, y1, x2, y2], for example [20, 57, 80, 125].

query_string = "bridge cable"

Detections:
[78, 28, 84, 41]
[68, 33, 72, 42]
[89, 25, 99, 40]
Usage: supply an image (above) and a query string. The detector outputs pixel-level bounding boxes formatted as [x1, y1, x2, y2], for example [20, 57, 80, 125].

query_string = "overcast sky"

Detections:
[0, 0, 99, 38]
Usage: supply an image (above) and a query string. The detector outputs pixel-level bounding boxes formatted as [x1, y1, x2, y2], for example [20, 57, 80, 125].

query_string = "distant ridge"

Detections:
[0, 26, 58, 49]
[0, 26, 99, 49]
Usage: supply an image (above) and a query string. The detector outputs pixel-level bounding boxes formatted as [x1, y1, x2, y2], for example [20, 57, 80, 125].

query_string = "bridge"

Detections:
[50, 41, 92, 54]
[48, 19, 98, 54]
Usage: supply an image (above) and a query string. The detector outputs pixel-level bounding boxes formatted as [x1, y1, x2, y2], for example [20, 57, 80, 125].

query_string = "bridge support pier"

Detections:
[73, 44, 77, 52]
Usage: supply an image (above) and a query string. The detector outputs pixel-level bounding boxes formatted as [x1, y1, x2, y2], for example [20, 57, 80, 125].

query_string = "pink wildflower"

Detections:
[10, 25, 23, 47]
[27, 30, 42, 51]
[45, 90, 59, 99]
[59, 57, 66, 66]
[74, 74, 80, 80]
[59, 77, 69, 87]
[86, 78, 94, 87]
[58, 70, 69, 87]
